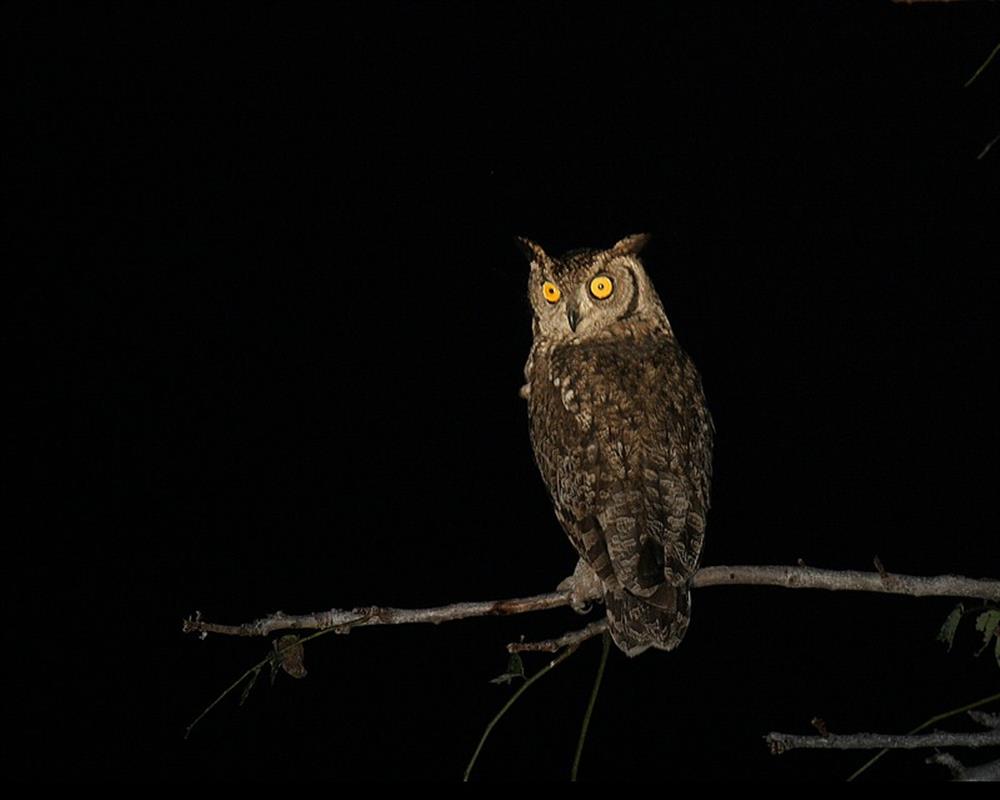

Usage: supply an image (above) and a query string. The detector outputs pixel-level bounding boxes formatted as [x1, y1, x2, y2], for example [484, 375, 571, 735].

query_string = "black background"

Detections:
[9, 2, 999, 782]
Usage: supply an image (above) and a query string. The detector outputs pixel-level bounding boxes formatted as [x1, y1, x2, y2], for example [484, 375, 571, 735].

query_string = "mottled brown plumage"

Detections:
[520, 234, 713, 656]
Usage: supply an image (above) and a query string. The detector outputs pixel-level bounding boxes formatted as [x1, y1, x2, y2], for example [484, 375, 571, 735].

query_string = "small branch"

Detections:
[775, 689, 1000, 771]
[508, 621, 608, 653]
[767, 729, 1000, 754]
[183, 564, 1000, 638]
[928, 755, 1000, 782]
[927, 752, 966, 779]
[957, 757, 1000, 782]
[969, 710, 1000, 729]
[847, 691, 1000, 781]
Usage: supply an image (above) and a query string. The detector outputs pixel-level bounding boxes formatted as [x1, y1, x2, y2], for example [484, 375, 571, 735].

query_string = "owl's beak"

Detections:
[567, 307, 581, 332]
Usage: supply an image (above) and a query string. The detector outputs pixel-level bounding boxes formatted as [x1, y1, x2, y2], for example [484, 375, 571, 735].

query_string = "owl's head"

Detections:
[518, 234, 669, 342]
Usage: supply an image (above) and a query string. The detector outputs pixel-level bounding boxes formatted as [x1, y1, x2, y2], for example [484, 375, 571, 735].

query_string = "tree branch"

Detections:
[692, 564, 998, 598]
[928, 754, 1000, 782]
[508, 621, 609, 653]
[182, 563, 999, 639]
[183, 592, 570, 638]
[766, 729, 1000, 754]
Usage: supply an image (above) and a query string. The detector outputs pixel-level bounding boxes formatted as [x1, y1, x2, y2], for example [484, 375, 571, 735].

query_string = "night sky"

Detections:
[10, 2, 999, 782]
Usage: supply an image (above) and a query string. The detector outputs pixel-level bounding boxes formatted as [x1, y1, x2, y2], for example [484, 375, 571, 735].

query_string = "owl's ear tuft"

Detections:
[611, 233, 651, 256]
[515, 236, 548, 264]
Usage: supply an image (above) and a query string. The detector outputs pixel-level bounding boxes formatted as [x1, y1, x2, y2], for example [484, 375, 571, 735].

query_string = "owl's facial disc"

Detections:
[528, 246, 653, 341]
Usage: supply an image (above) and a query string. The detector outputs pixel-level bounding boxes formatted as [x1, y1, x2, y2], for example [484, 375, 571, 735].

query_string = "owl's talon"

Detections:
[558, 559, 603, 614]
[557, 586, 592, 615]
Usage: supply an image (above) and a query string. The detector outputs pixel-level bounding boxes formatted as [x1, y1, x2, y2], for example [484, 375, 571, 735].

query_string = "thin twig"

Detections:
[766, 729, 1000, 754]
[571, 633, 611, 782]
[976, 132, 999, 160]
[463, 644, 581, 781]
[182, 564, 1000, 638]
[964, 40, 1000, 88]
[508, 621, 608, 653]
[184, 626, 341, 738]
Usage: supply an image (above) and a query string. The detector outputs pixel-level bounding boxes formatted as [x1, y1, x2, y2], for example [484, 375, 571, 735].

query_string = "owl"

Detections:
[519, 234, 713, 656]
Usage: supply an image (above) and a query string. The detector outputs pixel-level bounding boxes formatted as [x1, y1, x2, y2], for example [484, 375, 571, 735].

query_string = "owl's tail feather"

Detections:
[604, 585, 691, 657]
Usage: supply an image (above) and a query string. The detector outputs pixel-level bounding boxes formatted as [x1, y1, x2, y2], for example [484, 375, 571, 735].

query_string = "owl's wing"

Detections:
[556, 336, 712, 593]
[616, 335, 712, 588]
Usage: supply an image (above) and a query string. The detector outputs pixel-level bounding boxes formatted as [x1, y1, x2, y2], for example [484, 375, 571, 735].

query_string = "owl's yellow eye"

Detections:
[542, 281, 561, 304]
[589, 275, 614, 300]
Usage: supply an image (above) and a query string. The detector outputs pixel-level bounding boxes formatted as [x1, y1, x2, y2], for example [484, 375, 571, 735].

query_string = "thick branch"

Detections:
[692, 565, 998, 598]
[182, 564, 999, 638]
[766, 729, 1000, 754]
[183, 592, 570, 638]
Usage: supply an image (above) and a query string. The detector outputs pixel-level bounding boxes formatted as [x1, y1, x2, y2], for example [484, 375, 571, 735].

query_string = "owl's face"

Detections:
[520, 234, 668, 343]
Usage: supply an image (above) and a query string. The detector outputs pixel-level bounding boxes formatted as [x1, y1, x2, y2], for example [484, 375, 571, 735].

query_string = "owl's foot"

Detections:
[557, 559, 604, 614]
